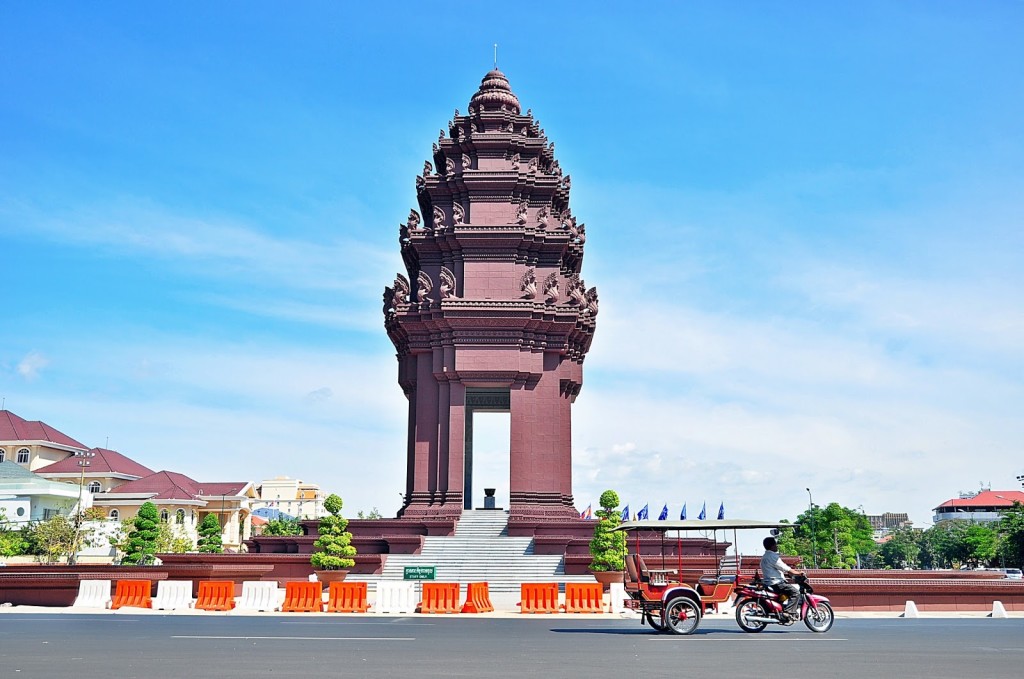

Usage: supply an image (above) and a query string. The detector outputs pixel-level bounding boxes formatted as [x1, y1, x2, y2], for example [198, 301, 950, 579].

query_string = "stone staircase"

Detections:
[349, 510, 594, 593]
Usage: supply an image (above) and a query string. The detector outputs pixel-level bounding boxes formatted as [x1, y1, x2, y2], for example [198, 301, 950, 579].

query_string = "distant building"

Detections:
[36, 447, 154, 493]
[252, 476, 325, 520]
[932, 489, 1024, 523]
[0, 460, 85, 526]
[0, 410, 88, 471]
[866, 512, 913, 538]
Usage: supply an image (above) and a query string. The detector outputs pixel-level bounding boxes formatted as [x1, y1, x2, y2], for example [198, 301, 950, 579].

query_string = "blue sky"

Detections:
[2, 3, 1021, 525]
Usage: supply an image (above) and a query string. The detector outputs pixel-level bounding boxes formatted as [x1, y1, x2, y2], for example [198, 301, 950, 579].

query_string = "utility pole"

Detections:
[806, 488, 818, 569]
[69, 450, 95, 565]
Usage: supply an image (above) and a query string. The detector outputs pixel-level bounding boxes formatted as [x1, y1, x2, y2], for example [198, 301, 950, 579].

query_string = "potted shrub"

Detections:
[310, 493, 356, 583]
[588, 490, 627, 588]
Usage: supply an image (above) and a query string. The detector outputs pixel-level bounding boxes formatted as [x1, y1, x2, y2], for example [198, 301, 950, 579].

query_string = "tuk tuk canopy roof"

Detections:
[613, 519, 789, 532]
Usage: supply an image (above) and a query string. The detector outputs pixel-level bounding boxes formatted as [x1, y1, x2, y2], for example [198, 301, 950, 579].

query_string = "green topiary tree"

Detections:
[589, 490, 627, 572]
[125, 502, 160, 565]
[310, 493, 356, 570]
[197, 513, 224, 553]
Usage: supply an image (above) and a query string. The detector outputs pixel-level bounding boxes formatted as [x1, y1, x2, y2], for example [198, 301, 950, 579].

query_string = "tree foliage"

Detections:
[197, 513, 224, 553]
[125, 502, 160, 565]
[155, 520, 194, 553]
[356, 507, 383, 519]
[29, 514, 77, 564]
[262, 517, 303, 536]
[878, 526, 921, 569]
[779, 502, 874, 569]
[310, 493, 356, 570]
[589, 490, 627, 572]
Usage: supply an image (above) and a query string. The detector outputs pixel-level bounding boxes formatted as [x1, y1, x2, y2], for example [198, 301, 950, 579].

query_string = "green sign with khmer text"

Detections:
[403, 566, 436, 580]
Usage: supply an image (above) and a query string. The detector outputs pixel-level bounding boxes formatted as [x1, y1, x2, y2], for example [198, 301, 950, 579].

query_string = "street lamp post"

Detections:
[70, 450, 96, 565]
[806, 487, 818, 568]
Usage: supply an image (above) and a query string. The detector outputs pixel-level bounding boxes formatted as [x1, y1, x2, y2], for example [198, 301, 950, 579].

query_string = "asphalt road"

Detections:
[2, 614, 1023, 679]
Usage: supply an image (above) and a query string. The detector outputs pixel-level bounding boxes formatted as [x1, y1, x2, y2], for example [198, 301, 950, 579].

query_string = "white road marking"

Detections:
[172, 635, 416, 641]
[648, 637, 848, 641]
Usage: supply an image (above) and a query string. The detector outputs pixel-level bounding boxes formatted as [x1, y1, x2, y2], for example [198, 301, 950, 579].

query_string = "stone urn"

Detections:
[314, 570, 349, 586]
[590, 569, 625, 590]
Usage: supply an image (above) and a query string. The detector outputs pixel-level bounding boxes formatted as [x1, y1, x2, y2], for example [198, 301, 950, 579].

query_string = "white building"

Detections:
[932, 489, 1024, 523]
[0, 460, 88, 526]
[252, 476, 325, 520]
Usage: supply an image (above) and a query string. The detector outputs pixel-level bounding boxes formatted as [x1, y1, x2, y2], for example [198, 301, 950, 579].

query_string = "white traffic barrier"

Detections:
[902, 600, 919, 618]
[373, 581, 416, 614]
[235, 581, 280, 612]
[991, 600, 1009, 618]
[152, 580, 194, 611]
[72, 580, 112, 609]
[608, 582, 626, 614]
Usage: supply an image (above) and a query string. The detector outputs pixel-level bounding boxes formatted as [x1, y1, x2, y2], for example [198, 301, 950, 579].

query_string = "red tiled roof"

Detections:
[0, 410, 88, 449]
[35, 447, 155, 478]
[105, 471, 247, 501]
[934, 490, 1024, 510]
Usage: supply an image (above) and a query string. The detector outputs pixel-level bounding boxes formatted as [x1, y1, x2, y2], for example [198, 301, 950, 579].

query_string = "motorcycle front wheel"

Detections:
[804, 601, 834, 633]
[735, 598, 769, 633]
[665, 597, 701, 635]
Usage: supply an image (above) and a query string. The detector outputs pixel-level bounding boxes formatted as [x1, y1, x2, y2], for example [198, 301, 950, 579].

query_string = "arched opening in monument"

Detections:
[464, 388, 511, 510]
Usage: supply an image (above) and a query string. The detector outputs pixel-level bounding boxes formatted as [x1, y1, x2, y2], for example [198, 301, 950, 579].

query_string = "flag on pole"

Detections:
[717, 502, 725, 520]
[581, 504, 592, 520]
[698, 502, 706, 520]
[680, 503, 687, 520]
[621, 505, 630, 521]
[637, 504, 649, 520]
[658, 504, 668, 521]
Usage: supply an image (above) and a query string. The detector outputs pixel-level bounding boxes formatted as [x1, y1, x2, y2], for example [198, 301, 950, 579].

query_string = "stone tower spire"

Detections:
[384, 70, 597, 522]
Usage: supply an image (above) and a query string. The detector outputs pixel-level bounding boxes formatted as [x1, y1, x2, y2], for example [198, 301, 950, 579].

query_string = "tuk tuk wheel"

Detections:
[664, 597, 701, 635]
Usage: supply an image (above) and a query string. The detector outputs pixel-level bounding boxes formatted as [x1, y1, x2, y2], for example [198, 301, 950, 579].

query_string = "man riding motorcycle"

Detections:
[760, 536, 803, 619]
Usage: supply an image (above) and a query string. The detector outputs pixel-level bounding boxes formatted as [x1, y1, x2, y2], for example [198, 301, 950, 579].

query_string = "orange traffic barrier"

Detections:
[519, 582, 559, 614]
[327, 581, 370, 613]
[195, 580, 236, 611]
[460, 582, 494, 613]
[563, 582, 604, 613]
[111, 579, 152, 610]
[281, 581, 323, 612]
[419, 582, 460, 614]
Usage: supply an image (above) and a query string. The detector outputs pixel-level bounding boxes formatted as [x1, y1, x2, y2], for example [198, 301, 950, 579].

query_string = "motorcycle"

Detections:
[734, 573, 834, 633]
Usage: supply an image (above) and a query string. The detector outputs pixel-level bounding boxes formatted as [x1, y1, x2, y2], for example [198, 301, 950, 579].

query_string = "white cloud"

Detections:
[16, 351, 49, 380]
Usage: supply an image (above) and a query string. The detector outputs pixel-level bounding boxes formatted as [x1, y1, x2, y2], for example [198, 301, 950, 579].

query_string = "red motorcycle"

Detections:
[734, 573, 834, 633]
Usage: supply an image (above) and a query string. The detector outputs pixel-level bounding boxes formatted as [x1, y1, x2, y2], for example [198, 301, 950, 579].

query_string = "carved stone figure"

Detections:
[528, 157, 538, 173]
[543, 272, 560, 304]
[536, 205, 549, 230]
[445, 157, 455, 175]
[526, 108, 532, 116]
[585, 287, 599, 316]
[458, 127, 466, 142]
[461, 153, 472, 171]
[439, 128, 445, 142]
[576, 222, 586, 245]
[470, 123, 478, 133]
[520, 267, 537, 299]
[521, 126, 529, 136]
[568, 275, 586, 307]
[415, 175, 425, 190]
[439, 266, 457, 299]
[565, 215, 579, 240]
[407, 209, 422, 231]
[454, 108, 460, 117]
[399, 222, 409, 244]
[433, 205, 446, 231]
[551, 159, 562, 177]
[432, 142, 439, 154]
[468, 105, 475, 115]
[423, 160, 433, 176]
[515, 201, 528, 225]
[507, 121, 514, 132]
[452, 202, 465, 226]
[564, 174, 572, 189]
[383, 286, 394, 315]
[510, 152, 520, 170]
[393, 274, 410, 307]
[417, 270, 433, 304]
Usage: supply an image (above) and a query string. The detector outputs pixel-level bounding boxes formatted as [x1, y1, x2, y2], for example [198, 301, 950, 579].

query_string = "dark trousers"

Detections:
[773, 582, 801, 610]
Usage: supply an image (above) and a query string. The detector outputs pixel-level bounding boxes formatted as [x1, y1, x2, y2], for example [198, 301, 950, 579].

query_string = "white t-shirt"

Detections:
[760, 550, 792, 586]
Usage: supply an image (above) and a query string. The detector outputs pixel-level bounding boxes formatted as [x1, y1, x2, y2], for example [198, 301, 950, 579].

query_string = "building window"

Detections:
[0, 449, 5, 462]
[176, 509, 185, 525]
[43, 508, 58, 520]
[109, 509, 119, 521]
[88, 481, 102, 493]
[16, 506, 25, 517]
[191, 510, 196, 523]
[160, 509, 169, 522]
[17, 448, 30, 464]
